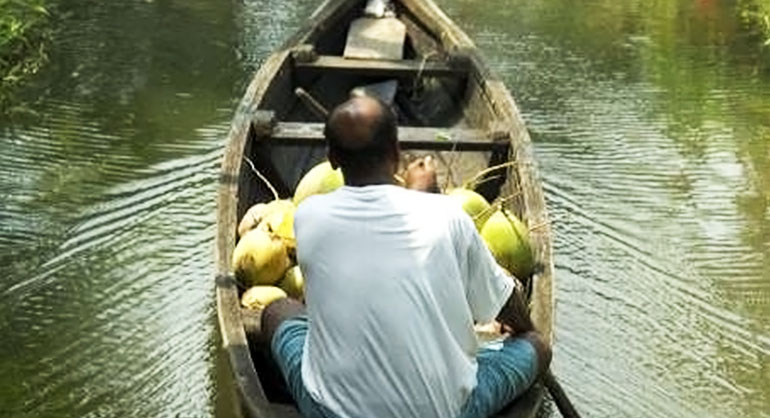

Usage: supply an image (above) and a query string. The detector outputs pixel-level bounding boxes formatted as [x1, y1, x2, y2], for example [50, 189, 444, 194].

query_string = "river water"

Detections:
[1, 0, 767, 417]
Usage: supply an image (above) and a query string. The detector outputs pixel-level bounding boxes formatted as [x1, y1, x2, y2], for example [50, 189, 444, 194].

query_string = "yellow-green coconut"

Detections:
[293, 161, 344, 205]
[447, 188, 492, 231]
[232, 227, 292, 287]
[238, 199, 295, 240]
[256, 201, 296, 243]
[480, 209, 535, 279]
[278, 265, 305, 300]
[241, 286, 287, 310]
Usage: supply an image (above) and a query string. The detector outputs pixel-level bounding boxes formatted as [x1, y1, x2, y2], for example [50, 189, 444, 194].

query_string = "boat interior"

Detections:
[234, 1, 520, 225]
[230, 0, 538, 412]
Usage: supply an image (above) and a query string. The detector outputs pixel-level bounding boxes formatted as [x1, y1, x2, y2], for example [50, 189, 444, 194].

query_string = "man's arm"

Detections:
[410, 153, 552, 375]
[496, 279, 534, 332]
[496, 281, 552, 377]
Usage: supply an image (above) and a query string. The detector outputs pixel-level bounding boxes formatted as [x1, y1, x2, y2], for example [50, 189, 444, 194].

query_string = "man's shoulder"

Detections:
[294, 191, 334, 222]
[294, 186, 470, 225]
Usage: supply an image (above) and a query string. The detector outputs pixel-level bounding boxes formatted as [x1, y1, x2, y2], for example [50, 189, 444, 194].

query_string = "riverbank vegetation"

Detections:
[738, 0, 770, 46]
[0, 0, 51, 110]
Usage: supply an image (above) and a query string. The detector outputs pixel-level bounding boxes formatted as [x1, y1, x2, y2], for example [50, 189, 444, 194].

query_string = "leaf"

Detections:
[435, 132, 451, 142]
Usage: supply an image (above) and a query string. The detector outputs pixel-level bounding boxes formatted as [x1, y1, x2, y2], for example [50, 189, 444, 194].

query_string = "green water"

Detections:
[1, 0, 768, 417]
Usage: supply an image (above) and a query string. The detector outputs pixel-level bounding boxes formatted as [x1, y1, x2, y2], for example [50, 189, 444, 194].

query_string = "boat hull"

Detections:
[215, 1, 554, 416]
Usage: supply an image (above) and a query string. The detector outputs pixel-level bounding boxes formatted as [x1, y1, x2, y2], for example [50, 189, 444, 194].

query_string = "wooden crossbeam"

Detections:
[294, 55, 466, 78]
[256, 121, 507, 152]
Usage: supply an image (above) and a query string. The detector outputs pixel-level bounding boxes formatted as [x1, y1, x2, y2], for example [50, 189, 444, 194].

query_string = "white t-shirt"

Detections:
[294, 184, 514, 418]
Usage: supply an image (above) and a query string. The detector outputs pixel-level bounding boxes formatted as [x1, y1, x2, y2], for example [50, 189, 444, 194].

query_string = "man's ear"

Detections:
[327, 147, 340, 169]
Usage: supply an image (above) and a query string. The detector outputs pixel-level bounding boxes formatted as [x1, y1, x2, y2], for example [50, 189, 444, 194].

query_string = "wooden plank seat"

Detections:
[255, 120, 508, 152]
[343, 17, 407, 60]
[294, 55, 467, 79]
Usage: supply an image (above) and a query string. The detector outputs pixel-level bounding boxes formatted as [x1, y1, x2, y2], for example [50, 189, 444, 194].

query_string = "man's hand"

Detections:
[498, 280, 552, 377]
[497, 279, 534, 335]
[404, 156, 440, 193]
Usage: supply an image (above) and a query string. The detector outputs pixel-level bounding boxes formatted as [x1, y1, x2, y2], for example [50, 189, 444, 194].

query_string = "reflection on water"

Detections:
[445, 0, 770, 416]
[0, 0, 768, 417]
[0, 0, 312, 416]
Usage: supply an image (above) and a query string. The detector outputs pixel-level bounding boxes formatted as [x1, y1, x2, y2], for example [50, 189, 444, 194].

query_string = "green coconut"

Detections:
[480, 209, 535, 279]
[256, 200, 296, 243]
[293, 161, 344, 205]
[447, 188, 492, 230]
[238, 199, 295, 239]
[241, 286, 287, 310]
[232, 227, 292, 287]
[238, 203, 267, 238]
[278, 265, 305, 300]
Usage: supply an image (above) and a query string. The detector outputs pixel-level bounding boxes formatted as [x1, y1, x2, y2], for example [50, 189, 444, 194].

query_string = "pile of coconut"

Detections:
[233, 160, 534, 311]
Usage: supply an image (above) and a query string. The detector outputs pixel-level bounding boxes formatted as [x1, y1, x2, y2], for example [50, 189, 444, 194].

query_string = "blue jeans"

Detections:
[271, 316, 539, 418]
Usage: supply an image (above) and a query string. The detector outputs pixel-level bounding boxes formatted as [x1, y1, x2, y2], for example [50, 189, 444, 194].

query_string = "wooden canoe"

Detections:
[215, 0, 554, 416]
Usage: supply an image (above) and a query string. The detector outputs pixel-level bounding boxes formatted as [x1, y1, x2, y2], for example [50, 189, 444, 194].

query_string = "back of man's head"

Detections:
[324, 96, 398, 182]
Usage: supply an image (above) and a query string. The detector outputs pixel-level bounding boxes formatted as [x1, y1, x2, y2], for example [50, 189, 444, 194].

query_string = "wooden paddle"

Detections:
[543, 370, 581, 418]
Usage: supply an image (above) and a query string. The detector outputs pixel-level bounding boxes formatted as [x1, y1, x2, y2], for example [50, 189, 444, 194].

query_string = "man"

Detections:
[263, 96, 551, 418]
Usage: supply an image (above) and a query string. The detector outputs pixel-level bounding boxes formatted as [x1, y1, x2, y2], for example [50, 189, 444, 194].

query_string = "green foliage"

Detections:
[738, 0, 770, 46]
[0, 0, 51, 110]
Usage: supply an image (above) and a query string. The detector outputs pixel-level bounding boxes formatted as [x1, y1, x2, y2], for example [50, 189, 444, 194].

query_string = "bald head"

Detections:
[324, 96, 399, 184]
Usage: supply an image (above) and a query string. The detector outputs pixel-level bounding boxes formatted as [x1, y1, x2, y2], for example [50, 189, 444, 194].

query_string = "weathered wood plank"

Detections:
[216, 49, 293, 418]
[214, 274, 271, 413]
[344, 17, 407, 60]
[295, 55, 466, 78]
[260, 121, 508, 152]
